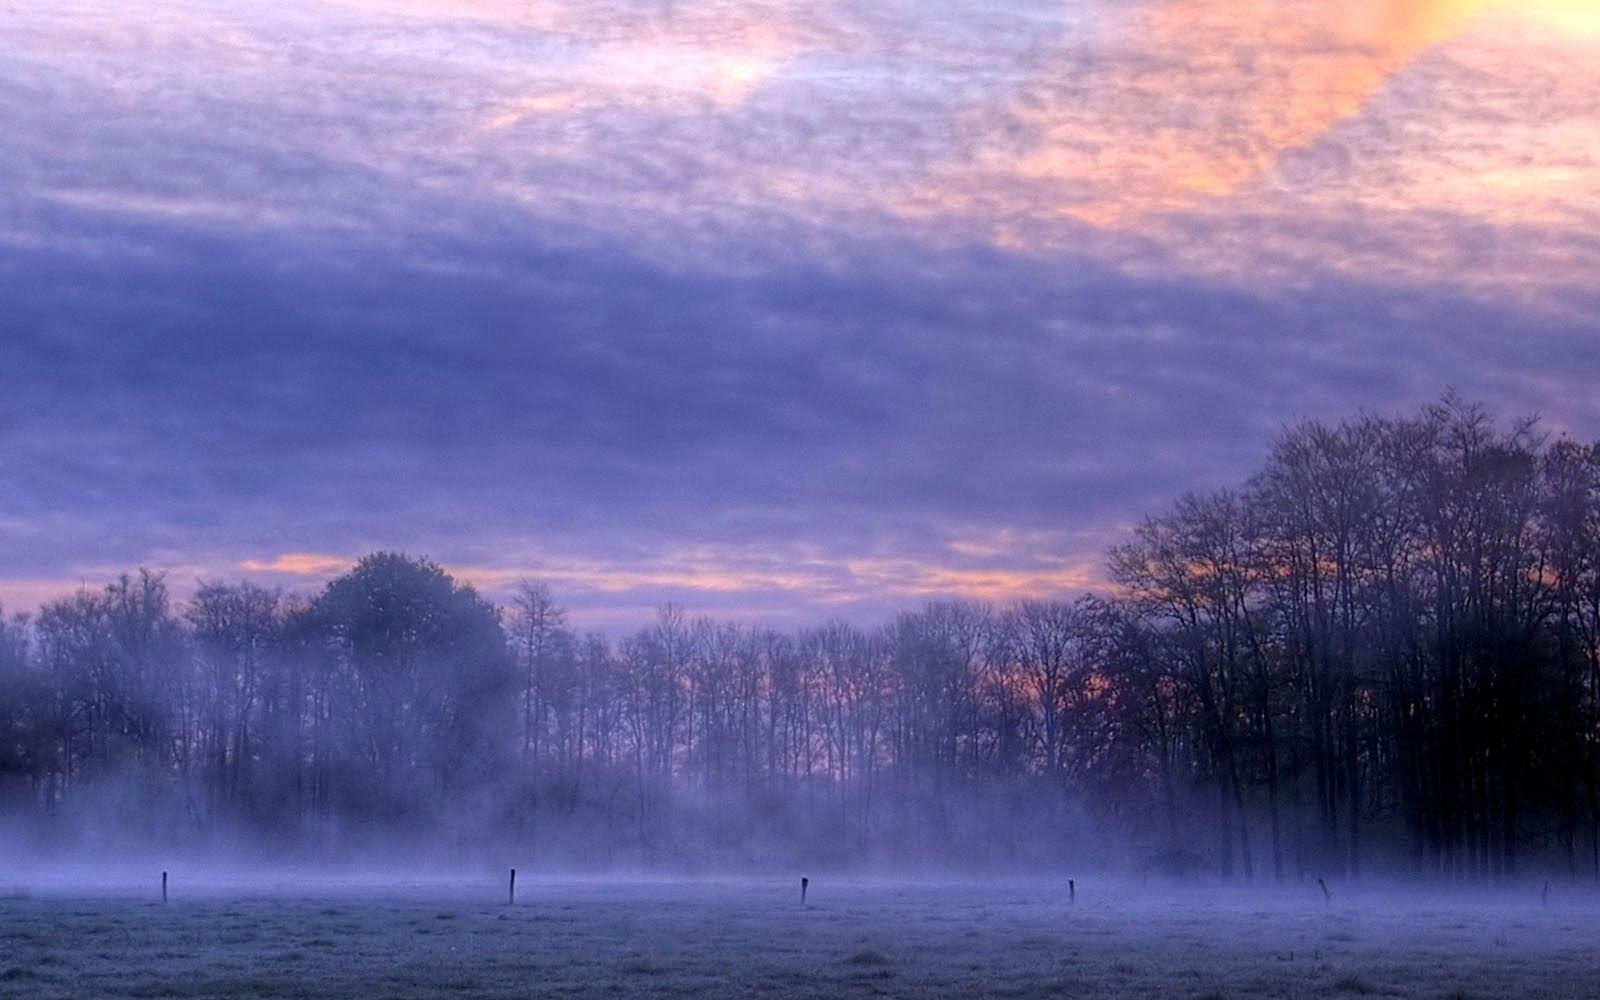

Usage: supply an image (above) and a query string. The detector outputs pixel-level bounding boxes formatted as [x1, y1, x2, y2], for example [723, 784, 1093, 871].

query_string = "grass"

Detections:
[0, 878, 1593, 998]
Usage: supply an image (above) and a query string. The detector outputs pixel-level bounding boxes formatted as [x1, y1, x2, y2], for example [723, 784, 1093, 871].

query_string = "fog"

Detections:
[4, 400, 1600, 899]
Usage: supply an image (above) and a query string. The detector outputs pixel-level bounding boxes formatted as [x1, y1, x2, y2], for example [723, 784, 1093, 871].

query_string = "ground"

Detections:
[1, 876, 1595, 998]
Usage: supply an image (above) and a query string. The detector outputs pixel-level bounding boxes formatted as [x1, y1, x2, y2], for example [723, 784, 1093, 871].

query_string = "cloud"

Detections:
[888, 1, 1598, 295]
[0, 0, 1596, 624]
[991, 0, 1492, 225]
[213, 533, 1108, 631]
[5, 187, 1593, 623]
[237, 554, 356, 577]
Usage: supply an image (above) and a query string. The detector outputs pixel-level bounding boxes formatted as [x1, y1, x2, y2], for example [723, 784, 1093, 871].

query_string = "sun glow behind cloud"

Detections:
[480, 30, 794, 127]
[322, 0, 806, 126]
[1518, 0, 1600, 35]
[905, 0, 1575, 229]
[1078, 0, 1489, 219]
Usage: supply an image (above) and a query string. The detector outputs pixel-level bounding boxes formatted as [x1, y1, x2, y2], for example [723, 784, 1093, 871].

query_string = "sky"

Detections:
[2, 0, 1598, 629]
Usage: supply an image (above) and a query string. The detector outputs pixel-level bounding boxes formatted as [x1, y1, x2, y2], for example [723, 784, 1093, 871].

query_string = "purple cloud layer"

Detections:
[2, 0, 1597, 628]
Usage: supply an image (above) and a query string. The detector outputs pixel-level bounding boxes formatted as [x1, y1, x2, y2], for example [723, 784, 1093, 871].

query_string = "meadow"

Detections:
[1, 875, 1595, 998]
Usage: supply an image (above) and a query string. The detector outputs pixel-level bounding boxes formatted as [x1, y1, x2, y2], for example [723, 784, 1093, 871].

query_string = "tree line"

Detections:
[1, 397, 1598, 879]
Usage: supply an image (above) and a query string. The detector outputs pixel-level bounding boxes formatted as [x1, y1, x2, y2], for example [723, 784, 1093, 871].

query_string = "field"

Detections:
[1, 874, 1596, 998]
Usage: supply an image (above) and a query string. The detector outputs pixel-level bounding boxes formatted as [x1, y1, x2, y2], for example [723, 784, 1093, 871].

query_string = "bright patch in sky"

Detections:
[1519, 0, 1600, 35]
